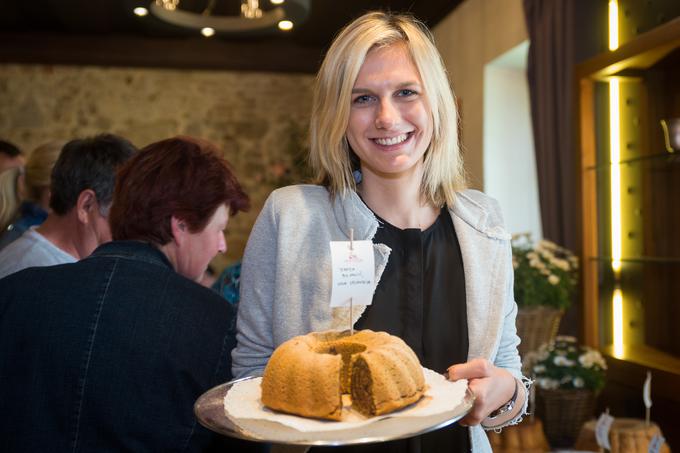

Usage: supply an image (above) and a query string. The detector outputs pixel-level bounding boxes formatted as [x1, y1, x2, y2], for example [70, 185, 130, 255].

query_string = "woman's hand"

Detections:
[447, 358, 516, 426]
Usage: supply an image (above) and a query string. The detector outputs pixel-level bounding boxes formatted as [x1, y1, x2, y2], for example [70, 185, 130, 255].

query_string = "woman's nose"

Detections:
[375, 99, 398, 130]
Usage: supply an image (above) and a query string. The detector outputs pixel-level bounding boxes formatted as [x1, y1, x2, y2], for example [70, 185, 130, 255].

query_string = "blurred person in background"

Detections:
[0, 140, 66, 249]
[0, 139, 24, 172]
[0, 139, 26, 233]
[0, 136, 262, 453]
[0, 166, 22, 234]
[0, 134, 135, 278]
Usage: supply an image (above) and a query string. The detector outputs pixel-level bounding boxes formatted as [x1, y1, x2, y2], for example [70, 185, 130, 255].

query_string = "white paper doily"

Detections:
[224, 368, 468, 432]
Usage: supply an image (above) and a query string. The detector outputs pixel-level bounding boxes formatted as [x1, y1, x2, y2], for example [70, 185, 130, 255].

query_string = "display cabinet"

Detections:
[577, 15, 680, 420]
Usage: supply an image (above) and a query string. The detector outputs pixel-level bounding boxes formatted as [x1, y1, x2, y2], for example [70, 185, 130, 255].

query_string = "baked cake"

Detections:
[260, 329, 425, 420]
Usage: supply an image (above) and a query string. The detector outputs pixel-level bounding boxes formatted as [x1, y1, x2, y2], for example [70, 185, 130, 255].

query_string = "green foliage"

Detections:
[528, 336, 607, 392]
[512, 234, 578, 310]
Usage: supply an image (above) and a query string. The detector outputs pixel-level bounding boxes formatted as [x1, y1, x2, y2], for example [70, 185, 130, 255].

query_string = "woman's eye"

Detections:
[353, 94, 373, 104]
[397, 89, 417, 97]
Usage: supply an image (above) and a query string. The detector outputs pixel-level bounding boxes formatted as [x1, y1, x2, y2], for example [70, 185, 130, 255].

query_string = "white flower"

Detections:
[541, 249, 555, 260]
[579, 350, 603, 368]
[573, 377, 585, 388]
[538, 239, 557, 250]
[548, 275, 560, 285]
[537, 378, 560, 390]
[554, 355, 572, 366]
[533, 364, 546, 374]
[598, 356, 608, 370]
[552, 258, 570, 271]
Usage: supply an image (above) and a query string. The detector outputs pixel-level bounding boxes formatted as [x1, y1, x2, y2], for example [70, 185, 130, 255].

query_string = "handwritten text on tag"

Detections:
[329, 240, 375, 308]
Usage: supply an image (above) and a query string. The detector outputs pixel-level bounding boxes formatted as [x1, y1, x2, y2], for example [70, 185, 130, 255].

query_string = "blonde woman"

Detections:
[233, 12, 528, 452]
[0, 140, 65, 249]
[0, 167, 23, 233]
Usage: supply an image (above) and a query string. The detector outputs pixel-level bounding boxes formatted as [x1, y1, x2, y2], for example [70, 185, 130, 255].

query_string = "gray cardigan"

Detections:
[233, 184, 525, 452]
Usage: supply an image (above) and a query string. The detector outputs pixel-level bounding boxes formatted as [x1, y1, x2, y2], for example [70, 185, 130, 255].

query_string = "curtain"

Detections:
[523, 0, 578, 252]
[523, 0, 579, 335]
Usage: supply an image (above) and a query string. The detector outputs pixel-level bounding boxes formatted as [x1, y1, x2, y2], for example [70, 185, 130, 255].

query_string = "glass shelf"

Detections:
[588, 256, 680, 263]
[585, 150, 680, 170]
[594, 260, 680, 360]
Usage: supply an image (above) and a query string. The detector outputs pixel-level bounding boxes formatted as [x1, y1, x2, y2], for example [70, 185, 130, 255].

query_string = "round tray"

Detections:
[194, 376, 475, 446]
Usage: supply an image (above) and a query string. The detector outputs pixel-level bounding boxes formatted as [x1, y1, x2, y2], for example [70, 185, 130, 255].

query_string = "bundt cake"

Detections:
[260, 329, 425, 420]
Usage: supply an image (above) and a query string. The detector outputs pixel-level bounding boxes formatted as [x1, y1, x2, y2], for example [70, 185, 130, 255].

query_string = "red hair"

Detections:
[109, 136, 249, 244]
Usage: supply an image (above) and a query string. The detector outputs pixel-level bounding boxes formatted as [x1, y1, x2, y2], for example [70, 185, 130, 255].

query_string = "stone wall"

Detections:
[0, 63, 315, 270]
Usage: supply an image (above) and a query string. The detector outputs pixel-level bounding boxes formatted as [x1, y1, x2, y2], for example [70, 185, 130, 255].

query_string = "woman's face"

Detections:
[346, 42, 434, 179]
[175, 204, 229, 282]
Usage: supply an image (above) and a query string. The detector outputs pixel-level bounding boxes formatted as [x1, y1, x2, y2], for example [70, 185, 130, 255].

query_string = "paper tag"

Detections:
[329, 240, 375, 308]
[595, 412, 614, 450]
[649, 434, 665, 453]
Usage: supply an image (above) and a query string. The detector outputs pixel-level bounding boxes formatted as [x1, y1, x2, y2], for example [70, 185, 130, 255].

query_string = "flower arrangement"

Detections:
[529, 336, 607, 392]
[512, 234, 579, 310]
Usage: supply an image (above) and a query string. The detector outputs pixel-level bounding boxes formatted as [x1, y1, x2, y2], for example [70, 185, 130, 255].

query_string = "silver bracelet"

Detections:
[486, 378, 518, 420]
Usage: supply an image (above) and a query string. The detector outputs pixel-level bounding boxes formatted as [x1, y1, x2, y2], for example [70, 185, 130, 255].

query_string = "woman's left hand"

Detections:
[447, 358, 516, 426]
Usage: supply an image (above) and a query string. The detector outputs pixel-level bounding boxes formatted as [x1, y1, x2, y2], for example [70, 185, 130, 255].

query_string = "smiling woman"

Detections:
[233, 11, 529, 453]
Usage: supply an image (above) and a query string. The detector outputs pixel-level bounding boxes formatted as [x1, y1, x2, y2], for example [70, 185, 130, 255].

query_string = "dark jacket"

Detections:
[0, 240, 258, 452]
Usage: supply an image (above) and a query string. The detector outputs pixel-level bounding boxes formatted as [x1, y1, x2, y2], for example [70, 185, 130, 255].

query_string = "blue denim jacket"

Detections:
[0, 241, 262, 452]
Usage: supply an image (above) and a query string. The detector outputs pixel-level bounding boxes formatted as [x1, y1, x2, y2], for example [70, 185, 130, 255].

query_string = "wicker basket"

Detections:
[535, 388, 595, 448]
[516, 306, 563, 360]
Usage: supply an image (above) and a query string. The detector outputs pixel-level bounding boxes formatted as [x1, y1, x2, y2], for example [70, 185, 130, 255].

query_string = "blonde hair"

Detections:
[0, 167, 22, 231]
[24, 140, 65, 203]
[0, 140, 64, 232]
[309, 11, 466, 206]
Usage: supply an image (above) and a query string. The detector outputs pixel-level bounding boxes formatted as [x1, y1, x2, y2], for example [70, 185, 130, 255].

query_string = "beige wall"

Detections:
[0, 64, 314, 270]
[433, 0, 527, 189]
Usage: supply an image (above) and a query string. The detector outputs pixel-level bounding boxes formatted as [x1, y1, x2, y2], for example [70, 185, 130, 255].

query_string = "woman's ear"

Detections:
[170, 215, 187, 245]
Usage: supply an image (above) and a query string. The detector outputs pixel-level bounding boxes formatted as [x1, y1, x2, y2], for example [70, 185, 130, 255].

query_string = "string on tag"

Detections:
[349, 228, 354, 336]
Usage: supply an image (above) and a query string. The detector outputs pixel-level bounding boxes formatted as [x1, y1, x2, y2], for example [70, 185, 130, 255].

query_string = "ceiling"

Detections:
[0, 0, 463, 73]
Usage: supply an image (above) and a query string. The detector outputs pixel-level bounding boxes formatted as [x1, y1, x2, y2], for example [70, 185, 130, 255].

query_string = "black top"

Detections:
[315, 207, 471, 453]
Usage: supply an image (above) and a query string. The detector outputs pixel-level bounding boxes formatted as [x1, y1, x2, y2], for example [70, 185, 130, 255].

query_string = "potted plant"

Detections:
[512, 233, 579, 359]
[529, 336, 607, 448]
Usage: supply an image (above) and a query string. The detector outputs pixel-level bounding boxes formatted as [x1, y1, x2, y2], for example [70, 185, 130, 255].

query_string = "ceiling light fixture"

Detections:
[278, 20, 293, 31]
[241, 0, 263, 19]
[201, 27, 216, 37]
[146, 0, 309, 36]
[156, 0, 179, 11]
[133, 7, 149, 16]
